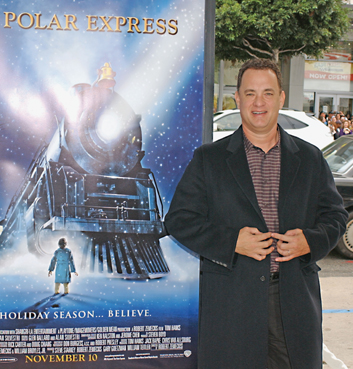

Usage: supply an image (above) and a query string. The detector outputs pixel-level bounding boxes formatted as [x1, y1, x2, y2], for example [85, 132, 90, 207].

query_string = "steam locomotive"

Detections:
[0, 63, 169, 279]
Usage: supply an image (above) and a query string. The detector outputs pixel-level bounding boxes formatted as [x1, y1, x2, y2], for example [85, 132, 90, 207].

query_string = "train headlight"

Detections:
[96, 110, 122, 143]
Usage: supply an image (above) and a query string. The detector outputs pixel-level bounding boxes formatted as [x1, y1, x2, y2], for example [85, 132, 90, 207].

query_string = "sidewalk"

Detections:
[321, 277, 353, 369]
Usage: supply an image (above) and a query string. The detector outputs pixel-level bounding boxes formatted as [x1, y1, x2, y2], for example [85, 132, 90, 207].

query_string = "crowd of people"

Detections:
[319, 110, 353, 139]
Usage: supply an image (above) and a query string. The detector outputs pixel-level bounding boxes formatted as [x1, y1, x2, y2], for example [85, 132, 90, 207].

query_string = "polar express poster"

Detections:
[0, 0, 206, 367]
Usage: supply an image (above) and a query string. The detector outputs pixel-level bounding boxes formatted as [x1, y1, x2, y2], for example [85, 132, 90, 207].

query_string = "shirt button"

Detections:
[260, 276, 266, 282]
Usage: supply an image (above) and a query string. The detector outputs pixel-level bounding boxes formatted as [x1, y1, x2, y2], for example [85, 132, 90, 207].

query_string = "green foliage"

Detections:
[215, 0, 350, 62]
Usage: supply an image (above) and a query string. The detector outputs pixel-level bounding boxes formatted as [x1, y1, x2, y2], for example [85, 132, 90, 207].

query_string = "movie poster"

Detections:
[0, 0, 205, 367]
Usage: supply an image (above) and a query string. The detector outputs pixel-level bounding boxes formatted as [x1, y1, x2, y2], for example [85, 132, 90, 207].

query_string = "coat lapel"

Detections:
[225, 126, 302, 229]
[226, 128, 264, 224]
[278, 126, 301, 223]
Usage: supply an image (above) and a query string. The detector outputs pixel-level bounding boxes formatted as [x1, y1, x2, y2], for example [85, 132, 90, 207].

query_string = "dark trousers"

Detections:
[267, 280, 292, 369]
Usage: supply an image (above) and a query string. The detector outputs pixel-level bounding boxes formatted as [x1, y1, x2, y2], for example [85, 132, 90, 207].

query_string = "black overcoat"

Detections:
[164, 126, 347, 369]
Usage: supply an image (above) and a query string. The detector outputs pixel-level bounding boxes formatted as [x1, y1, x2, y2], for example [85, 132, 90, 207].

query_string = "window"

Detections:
[278, 114, 308, 129]
[213, 112, 242, 131]
[323, 137, 353, 173]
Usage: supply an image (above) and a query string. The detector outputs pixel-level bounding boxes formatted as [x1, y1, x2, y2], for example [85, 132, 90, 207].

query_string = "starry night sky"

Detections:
[0, 0, 205, 219]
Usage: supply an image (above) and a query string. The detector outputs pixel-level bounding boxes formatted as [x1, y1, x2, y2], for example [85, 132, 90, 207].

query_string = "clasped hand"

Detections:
[235, 227, 310, 262]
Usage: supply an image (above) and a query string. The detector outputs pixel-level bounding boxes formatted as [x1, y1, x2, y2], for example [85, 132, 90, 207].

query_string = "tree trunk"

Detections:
[273, 49, 279, 62]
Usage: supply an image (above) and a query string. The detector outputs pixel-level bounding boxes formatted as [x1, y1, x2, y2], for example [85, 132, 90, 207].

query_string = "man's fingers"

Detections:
[272, 232, 289, 242]
[272, 229, 302, 241]
[250, 231, 272, 243]
[242, 226, 261, 235]
[275, 255, 292, 262]
[236, 227, 274, 260]
[254, 247, 274, 261]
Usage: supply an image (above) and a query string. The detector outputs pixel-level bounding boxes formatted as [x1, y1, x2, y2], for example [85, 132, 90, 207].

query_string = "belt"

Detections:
[269, 272, 279, 281]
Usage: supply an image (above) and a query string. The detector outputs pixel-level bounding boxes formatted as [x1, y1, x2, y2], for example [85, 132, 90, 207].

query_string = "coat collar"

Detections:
[225, 124, 299, 155]
[225, 125, 301, 225]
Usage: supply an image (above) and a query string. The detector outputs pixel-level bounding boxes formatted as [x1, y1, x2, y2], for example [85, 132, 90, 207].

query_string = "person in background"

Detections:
[319, 111, 328, 124]
[318, 111, 328, 125]
[319, 115, 327, 124]
[339, 120, 352, 136]
[328, 121, 339, 140]
[48, 237, 78, 295]
[331, 117, 341, 138]
[328, 111, 336, 121]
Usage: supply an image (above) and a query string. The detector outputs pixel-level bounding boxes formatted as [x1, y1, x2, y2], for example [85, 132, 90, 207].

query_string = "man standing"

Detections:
[48, 237, 78, 295]
[164, 59, 347, 369]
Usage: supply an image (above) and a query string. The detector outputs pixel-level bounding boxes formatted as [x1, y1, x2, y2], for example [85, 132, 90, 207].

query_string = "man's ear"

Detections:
[235, 91, 240, 107]
[279, 90, 285, 109]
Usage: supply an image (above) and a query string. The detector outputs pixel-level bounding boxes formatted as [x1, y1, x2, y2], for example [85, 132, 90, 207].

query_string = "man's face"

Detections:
[235, 68, 285, 136]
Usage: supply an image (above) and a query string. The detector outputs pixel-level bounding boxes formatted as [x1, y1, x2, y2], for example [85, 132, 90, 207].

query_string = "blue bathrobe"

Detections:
[48, 247, 76, 283]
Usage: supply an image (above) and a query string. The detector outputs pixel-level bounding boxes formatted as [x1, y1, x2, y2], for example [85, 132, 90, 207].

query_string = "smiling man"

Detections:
[235, 66, 285, 151]
[164, 58, 347, 369]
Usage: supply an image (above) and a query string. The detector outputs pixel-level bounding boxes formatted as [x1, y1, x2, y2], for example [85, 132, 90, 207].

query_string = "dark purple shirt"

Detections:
[244, 132, 281, 272]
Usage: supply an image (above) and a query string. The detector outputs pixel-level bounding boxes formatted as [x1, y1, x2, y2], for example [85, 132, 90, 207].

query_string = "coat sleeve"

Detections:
[302, 154, 348, 263]
[68, 250, 76, 273]
[48, 253, 57, 272]
[164, 147, 239, 269]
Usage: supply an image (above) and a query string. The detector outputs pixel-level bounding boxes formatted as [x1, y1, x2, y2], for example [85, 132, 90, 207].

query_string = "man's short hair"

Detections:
[237, 58, 282, 91]
[58, 237, 67, 248]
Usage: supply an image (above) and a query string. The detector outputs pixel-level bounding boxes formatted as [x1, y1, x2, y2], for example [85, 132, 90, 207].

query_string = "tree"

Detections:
[215, 0, 350, 62]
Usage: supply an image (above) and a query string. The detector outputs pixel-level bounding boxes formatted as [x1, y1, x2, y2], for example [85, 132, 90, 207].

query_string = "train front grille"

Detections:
[81, 234, 169, 279]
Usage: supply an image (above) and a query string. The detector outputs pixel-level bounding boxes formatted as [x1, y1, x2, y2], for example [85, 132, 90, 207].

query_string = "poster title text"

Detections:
[3, 12, 178, 35]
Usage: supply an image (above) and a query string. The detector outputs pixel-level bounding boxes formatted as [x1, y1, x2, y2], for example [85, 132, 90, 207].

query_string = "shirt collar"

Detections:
[243, 127, 281, 153]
